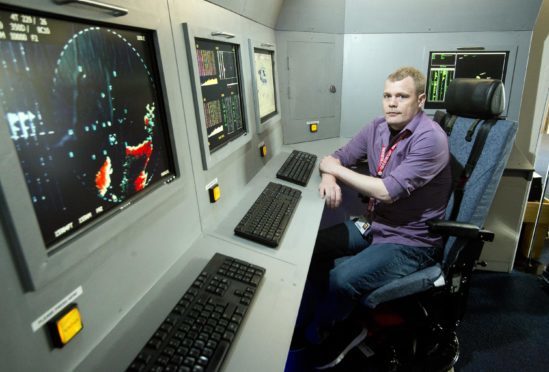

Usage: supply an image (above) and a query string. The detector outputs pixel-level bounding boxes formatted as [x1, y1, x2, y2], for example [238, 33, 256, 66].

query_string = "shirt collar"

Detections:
[385, 110, 424, 136]
[404, 111, 425, 133]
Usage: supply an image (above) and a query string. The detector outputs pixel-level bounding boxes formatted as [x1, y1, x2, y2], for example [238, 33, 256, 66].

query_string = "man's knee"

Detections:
[328, 264, 357, 298]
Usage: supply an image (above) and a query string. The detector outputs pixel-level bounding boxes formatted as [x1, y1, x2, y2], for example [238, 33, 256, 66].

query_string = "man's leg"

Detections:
[308, 220, 372, 284]
[309, 243, 439, 342]
[294, 220, 370, 338]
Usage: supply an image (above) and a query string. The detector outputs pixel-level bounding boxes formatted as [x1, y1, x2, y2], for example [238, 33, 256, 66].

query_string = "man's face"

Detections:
[382, 76, 426, 130]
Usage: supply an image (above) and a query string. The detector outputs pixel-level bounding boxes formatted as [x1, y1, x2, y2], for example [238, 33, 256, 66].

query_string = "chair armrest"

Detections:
[427, 219, 495, 242]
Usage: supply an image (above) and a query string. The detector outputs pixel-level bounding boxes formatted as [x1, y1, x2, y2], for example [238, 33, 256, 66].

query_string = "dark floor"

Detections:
[455, 268, 549, 371]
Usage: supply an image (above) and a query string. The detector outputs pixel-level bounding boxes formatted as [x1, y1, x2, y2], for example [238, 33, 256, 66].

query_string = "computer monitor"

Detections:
[425, 50, 509, 110]
[0, 4, 177, 289]
[248, 40, 281, 134]
[184, 24, 250, 170]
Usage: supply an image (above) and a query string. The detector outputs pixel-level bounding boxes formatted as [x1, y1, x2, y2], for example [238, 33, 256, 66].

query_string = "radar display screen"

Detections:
[0, 6, 176, 248]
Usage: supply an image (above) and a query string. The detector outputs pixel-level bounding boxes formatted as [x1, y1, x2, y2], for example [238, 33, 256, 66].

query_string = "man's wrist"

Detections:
[321, 172, 337, 182]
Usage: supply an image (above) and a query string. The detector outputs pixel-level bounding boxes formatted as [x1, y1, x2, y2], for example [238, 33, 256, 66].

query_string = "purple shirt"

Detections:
[333, 111, 452, 248]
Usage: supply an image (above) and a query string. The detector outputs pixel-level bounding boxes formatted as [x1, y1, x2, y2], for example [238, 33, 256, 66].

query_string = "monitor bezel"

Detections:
[0, 2, 181, 291]
[248, 39, 281, 134]
[183, 23, 251, 170]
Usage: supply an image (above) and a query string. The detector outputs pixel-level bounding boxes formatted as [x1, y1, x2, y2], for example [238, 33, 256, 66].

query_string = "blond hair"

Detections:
[387, 67, 426, 96]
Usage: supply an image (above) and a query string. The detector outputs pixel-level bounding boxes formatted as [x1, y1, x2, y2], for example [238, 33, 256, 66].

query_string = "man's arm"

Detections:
[319, 155, 393, 203]
[319, 122, 376, 208]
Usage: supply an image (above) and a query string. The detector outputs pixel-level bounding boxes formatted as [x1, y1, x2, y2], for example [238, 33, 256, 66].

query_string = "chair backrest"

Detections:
[435, 78, 517, 270]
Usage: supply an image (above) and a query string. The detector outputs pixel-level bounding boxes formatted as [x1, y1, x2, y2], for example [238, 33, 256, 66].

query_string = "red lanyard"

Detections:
[376, 130, 409, 176]
[377, 143, 398, 176]
[368, 130, 409, 214]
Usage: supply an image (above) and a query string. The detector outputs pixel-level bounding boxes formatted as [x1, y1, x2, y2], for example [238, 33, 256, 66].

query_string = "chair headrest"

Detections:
[444, 78, 505, 119]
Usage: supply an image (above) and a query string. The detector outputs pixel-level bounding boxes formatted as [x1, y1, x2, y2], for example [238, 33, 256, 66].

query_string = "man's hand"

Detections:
[319, 173, 342, 208]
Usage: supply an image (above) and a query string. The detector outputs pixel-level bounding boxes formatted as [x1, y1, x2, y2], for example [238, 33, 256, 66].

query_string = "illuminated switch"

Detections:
[259, 144, 267, 158]
[209, 184, 221, 203]
[49, 304, 83, 348]
[309, 122, 318, 133]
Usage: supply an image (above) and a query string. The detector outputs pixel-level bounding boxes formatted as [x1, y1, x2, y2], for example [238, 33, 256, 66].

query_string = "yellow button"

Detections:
[55, 306, 83, 346]
[260, 145, 267, 157]
[310, 123, 318, 132]
[209, 185, 220, 203]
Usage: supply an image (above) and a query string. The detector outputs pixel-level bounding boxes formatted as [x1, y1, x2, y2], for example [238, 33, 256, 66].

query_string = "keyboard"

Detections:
[126, 253, 265, 372]
[234, 182, 301, 247]
[276, 150, 317, 186]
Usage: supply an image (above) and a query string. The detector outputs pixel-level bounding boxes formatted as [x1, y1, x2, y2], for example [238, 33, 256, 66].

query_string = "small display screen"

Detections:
[0, 6, 176, 248]
[425, 51, 509, 109]
[194, 38, 246, 152]
[253, 48, 278, 123]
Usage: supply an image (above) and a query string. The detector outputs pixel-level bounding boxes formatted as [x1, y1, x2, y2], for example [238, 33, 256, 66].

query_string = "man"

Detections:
[300, 66, 452, 368]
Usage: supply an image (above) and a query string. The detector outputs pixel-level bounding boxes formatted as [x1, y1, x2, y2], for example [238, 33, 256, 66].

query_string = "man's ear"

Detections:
[418, 93, 426, 108]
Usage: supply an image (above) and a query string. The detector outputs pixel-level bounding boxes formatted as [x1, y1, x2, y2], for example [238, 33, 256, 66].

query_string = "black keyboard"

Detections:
[127, 253, 265, 372]
[234, 182, 301, 247]
[276, 150, 317, 186]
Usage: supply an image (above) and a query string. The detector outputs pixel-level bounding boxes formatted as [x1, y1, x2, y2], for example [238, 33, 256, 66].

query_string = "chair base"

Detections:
[354, 330, 459, 372]
[284, 328, 459, 372]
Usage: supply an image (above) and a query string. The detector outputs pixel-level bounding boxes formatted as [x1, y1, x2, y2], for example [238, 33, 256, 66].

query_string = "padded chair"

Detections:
[335, 78, 518, 371]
